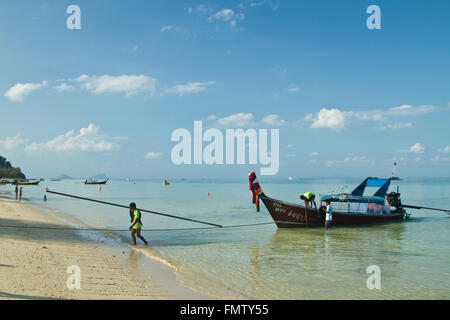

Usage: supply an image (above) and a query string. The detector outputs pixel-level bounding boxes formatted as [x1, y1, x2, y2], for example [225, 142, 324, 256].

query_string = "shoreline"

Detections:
[0, 194, 214, 300]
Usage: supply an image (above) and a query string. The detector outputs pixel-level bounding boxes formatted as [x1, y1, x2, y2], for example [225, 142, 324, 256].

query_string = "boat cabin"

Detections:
[319, 177, 392, 215]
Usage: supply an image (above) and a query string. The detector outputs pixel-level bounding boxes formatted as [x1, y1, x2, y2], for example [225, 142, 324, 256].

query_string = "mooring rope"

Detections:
[0, 222, 275, 232]
[45, 189, 223, 228]
[0, 188, 275, 232]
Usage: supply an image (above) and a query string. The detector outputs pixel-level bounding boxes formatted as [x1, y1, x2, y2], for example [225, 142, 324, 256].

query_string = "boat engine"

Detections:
[387, 192, 402, 208]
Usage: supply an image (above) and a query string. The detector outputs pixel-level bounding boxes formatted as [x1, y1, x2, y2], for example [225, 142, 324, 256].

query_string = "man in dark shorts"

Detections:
[300, 192, 317, 209]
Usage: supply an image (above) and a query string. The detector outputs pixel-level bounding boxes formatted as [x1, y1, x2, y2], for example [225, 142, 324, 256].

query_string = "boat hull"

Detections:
[260, 195, 405, 227]
[19, 181, 40, 185]
[84, 178, 109, 185]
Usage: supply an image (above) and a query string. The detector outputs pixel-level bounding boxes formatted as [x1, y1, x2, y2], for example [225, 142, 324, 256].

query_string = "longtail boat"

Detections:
[19, 179, 40, 185]
[249, 171, 409, 228]
[84, 178, 109, 185]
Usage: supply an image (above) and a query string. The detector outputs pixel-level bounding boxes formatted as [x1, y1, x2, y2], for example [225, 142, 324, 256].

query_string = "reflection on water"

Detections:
[6, 178, 450, 299]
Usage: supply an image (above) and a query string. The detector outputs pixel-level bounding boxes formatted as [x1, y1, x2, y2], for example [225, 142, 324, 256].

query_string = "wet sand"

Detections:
[0, 195, 211, 300]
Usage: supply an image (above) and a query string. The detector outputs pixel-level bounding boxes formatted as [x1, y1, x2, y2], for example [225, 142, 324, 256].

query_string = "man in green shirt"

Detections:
[300, 192, 317, 209]
[129, 202, 148, 246]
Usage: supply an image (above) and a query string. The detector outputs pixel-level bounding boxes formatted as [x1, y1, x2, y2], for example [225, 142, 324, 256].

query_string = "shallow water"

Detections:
[5, 178, 450, 299]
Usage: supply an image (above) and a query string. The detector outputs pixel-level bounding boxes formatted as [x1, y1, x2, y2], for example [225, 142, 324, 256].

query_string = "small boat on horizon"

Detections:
[84, 178, 109, 185]
[164, 178, 170, 186]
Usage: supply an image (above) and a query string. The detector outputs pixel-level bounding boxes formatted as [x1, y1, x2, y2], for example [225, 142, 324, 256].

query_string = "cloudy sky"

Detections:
[0, 0, 449, 179]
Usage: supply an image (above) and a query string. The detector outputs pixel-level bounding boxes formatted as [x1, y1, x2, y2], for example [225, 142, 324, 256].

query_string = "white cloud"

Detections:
[409, 142, 425, 154]
[192, 4, 211, 15]
[305, 108, 345, 131]
[160, 25, 192, 37]
[54, 83, 75, 92]
[287, 83, 300, 93]
[208, 8, 245, 31]
[326, 154, 372, 167]
[304, 104, 445, 131]
[431, 155, 449, 162]
[25, 124, 117, 152]
[211, 113, 288, 128]
[145, 152, 163, 159]
[311, 151, 319, 157]
[261, 114, 287, 126]
[438, 146, 450, 153]
[168, 81, 215, 96]
[4, 80, 48, 102]
[208, 9, 235, 22]
[387, 104, 438, 117]
[0, 134, 28, 150]
[241, 0, 280, 11]
[214, 113, 255, 128]
[161, 25, 176, 32]
[379, 122, 412, 130]
[75, 74, 89, 82]
[82, 74, 157, 96]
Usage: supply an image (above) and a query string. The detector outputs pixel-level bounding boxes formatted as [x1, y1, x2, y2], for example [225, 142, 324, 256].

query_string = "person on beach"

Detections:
[19, 187, 22, 200]
[300, 192, 317, 209]
[324, 200, 333, 229]
[15, 182, 19, 200]
[129, 202, 148, 246]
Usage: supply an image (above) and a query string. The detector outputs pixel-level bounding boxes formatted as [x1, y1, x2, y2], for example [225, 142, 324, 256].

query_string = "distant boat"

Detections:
[84, 178, 109, 185]
[50, 178, 61, 181]
[164, 178, 170, 186]
[19, 179, 40, 185]
[288, 176, 294, 181]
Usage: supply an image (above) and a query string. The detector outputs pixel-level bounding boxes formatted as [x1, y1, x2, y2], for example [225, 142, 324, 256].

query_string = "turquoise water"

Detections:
[3, 178, 450, 299]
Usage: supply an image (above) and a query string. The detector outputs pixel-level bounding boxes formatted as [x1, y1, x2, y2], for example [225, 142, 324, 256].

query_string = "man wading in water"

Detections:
[129, 202, 148, 246]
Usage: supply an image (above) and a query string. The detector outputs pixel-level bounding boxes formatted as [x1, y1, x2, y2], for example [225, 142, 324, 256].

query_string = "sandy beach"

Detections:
[0, 194, 211, 300]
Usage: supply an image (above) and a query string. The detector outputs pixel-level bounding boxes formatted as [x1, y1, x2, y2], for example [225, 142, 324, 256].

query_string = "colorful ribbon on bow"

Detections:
[249, 171, 262, 211]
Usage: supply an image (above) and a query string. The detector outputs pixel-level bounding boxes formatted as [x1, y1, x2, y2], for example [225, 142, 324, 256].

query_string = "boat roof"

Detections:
[320, 177, 391, 204]
[320, 194, 385, 204]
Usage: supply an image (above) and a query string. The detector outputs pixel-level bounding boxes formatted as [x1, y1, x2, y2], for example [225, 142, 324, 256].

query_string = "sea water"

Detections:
[5, 178, 450, 299]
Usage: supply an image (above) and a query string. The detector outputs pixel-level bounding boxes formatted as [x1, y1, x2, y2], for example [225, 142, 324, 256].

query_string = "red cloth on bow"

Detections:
[248, 171, 262, 206]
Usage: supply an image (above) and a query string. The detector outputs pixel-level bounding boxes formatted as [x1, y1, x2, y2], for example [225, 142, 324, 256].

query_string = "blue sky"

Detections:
[0, 0, 449, 179]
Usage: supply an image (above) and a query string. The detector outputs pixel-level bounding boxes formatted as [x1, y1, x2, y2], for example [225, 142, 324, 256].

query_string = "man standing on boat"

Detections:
[129, 202, 148, 246]
[325, 200, 333, 229]
[300, 192, 317, 209]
